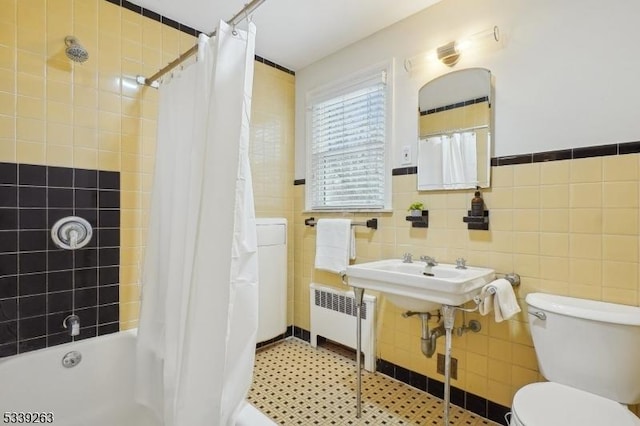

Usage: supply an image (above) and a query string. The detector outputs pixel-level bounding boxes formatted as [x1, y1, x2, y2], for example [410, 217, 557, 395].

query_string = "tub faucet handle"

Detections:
[63, 314, 80, 336]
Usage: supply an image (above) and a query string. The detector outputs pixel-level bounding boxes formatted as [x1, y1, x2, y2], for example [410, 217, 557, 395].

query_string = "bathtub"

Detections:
[0, 329, 274, 426]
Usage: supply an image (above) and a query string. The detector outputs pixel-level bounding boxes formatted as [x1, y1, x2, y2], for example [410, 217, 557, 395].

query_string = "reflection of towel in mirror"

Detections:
[442, 132, 477, 189]
[477, 278, 521, 322]
[417, 136, 444, 190]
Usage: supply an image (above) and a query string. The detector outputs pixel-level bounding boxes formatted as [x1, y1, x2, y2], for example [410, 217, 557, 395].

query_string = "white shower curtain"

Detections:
[441, 131, 477, 189]
[136, 20, 258, 426]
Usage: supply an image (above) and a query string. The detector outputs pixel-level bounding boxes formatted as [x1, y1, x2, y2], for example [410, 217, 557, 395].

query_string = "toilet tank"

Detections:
[256, 218, 287, 343]
[526, 293, 640, 404]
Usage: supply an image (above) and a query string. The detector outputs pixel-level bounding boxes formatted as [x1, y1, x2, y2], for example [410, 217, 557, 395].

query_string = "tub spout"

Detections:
[63, 314, 80, 336]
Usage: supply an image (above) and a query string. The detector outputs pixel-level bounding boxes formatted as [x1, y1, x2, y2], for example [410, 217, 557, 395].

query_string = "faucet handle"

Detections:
[455, 257, 467, 269]
[402, 252, 413, 263]
[63, 314, 80, 337]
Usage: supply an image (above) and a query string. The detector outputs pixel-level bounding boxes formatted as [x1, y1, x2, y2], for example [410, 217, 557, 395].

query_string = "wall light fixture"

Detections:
[404, 26, 500, 72]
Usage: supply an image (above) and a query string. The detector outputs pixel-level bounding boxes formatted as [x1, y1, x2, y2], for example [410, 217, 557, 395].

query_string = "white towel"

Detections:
[314, 219, 353, 274]
[477, 278, 521, 322]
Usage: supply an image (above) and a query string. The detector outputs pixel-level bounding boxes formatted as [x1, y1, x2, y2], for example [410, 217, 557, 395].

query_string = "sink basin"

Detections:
[346, 259, 495, 312]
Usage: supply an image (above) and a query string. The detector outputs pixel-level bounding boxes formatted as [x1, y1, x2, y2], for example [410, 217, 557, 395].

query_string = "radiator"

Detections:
[309, 283, 376, 372]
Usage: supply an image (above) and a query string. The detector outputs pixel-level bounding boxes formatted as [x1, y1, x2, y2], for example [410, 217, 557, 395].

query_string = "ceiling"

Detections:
[127, 0, 441, 71]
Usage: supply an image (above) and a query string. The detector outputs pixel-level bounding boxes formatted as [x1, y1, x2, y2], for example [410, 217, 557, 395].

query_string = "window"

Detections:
[306, 67, 391, 211]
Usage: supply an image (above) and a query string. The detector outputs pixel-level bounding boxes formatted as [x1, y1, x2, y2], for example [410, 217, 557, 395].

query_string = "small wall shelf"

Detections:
[463, 210, 489, 230]
[405, 211, 429, 228]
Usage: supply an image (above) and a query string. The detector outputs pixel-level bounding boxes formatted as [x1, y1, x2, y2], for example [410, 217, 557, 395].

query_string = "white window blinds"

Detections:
[308, 71, 387, 210]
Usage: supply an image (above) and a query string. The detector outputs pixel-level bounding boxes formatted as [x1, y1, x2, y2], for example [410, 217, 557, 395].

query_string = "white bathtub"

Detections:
[0, 330, 273, 426]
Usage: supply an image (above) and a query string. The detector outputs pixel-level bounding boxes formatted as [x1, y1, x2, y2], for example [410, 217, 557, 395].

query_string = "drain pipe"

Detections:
[402, 311, 445, 358]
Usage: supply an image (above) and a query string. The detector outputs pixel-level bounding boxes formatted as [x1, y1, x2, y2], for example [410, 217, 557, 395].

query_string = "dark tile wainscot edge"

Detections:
[391, 140, 640, 175]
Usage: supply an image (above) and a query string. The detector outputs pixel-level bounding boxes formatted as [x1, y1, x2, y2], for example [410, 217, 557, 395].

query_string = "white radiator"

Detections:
[309, 283, 376, 372]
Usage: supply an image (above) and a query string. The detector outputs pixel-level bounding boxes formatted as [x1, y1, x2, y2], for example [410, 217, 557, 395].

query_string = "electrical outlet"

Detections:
[402, 145, 411, 164]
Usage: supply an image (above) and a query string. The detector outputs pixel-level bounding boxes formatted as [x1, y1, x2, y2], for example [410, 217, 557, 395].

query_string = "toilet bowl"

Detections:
[510, 382, 640, 426]
[510, 293, 640, 426]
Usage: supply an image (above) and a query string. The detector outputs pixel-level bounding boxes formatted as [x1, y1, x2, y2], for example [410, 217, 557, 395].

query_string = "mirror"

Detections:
[417, 68, 493, 191]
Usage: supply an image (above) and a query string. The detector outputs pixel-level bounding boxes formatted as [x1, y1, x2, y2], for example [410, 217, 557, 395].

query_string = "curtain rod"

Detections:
[136, 0, 266, 88]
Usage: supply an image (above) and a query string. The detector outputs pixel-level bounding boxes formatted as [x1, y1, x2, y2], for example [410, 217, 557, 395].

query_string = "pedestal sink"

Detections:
[346, 259, 495, 311]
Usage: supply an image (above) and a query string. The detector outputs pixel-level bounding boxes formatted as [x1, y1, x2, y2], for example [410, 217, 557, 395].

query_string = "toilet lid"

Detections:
[512, 382, 640, 426]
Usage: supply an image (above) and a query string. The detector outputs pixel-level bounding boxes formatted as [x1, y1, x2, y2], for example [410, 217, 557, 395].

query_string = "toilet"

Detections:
[510, 293, 640, 426]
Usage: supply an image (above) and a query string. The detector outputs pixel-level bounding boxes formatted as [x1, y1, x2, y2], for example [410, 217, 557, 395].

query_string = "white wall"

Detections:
[294, 0, 640, 178]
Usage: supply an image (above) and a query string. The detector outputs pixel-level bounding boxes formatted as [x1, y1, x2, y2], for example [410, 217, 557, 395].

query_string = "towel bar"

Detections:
[469, 272, 520, 306]
[496, 272, 520, 287]
[304, 217, 378, 230]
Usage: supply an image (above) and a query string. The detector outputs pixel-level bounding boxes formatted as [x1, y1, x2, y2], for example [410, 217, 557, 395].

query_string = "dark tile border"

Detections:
[491, 140, 639, 167]
[255, 325, 295, 350]
[121, 0, 141, 14]
[293, 325, 310, 342]
[391, 166, 417, 176]
[390, 140, 640, 176]
[104, 0, 295, 75]
[572, 144, 617, 159]
[532, 149, 572, 163]
[619, 141, 640, 155]
[421, 96, 489, 116]
[161, 16, 181, 32]
[141, 7, 161, 23]
[255, 55, 295, 76]
[376, 358, 511, 425]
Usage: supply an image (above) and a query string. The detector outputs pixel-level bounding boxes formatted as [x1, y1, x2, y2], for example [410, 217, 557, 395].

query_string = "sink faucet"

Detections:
[419, 255, 438, 267]
[402, 252, 413, 263]
[419, 256, 437, 276]
[455, 258, 467, 269]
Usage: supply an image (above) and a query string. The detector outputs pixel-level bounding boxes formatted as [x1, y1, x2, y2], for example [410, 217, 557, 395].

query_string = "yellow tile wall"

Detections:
[2, 0, 296, 330]
[293, 154, 640, 407]
[250, 62, 296, 325]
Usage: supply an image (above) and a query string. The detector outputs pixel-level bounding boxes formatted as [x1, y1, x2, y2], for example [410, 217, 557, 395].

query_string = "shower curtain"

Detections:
[136, 20, 258, 426]
[442, 132, 477, 189]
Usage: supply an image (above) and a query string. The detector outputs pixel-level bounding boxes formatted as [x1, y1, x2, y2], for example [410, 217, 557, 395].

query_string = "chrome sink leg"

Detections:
[353, 286, 365, 419]
[441, 305, 456, 426]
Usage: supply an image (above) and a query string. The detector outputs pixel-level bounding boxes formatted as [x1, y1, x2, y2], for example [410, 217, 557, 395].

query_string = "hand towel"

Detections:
[477, 278, 521, 322]
[314, 219, 353, 274]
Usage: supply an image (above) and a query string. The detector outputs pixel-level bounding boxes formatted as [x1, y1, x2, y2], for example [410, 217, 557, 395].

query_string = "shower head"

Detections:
[64, 36, 89, 63]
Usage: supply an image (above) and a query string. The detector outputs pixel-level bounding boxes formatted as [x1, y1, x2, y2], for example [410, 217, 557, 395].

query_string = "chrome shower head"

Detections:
[64, 36, 89, 63]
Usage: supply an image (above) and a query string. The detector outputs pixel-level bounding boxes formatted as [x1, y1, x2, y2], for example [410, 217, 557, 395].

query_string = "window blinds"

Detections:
[309, 72, 387, 210]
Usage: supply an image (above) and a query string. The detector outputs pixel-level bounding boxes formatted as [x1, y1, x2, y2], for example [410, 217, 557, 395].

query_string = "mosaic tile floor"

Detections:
[248, 339, 500, 425]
